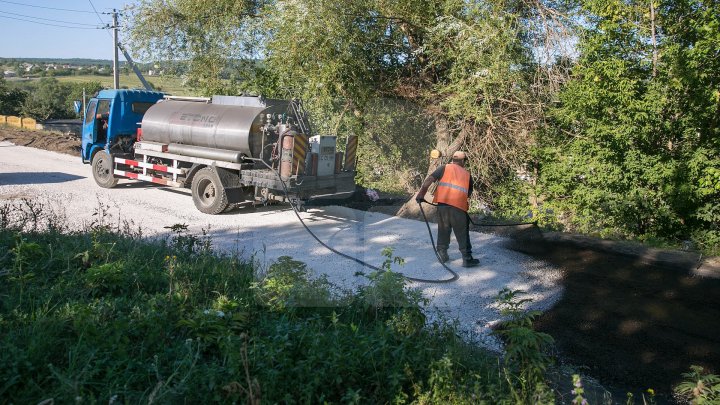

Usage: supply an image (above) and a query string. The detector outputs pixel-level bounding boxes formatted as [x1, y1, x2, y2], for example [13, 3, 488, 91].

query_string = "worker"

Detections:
[415, 150, 480, 268]
[95, 110, 109, 142]
[96, 112, 109, 130]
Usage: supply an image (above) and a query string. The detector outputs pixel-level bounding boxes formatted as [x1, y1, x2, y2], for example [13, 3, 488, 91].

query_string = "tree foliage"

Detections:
[126, 0, 265, 95]
[19, 79, 102, 121]
[127, 0, 567, 193]
[19, 78, 69, 121]
[527, 0, 720, 251]
[261, 0, 565, 191]
[0, 77, 27, 116]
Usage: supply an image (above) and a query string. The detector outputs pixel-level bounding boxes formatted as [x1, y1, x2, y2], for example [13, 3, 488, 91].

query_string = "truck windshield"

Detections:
[97, 100, 110, 117]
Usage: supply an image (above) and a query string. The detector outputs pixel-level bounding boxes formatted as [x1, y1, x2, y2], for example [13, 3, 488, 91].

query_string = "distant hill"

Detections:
[0, 58, 190, 73]
[0, 57, 115, 66]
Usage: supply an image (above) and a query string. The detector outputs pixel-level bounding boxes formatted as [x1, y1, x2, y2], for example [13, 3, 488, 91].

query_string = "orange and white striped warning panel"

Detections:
[115, 157, 186, 175]
[113, 169, 183, 188]
[293, 133, 308, 175]
[343, 135, 358, 171]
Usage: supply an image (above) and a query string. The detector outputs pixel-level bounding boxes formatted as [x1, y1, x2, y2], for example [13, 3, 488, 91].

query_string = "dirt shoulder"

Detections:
[0, 125, 81, 156]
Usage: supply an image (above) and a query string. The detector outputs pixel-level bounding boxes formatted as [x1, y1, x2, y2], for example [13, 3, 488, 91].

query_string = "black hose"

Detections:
[469, 218, 537, 227]
[415, 201, 459, 283]
[420, 200, 536, 227]
[248, 158, 459, 284]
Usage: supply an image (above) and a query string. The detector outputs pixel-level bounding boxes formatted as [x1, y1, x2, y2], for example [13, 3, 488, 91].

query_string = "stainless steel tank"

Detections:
[140, 99, 289, 159]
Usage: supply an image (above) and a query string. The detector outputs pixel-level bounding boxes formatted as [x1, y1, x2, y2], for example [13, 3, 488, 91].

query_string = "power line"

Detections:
[87, 0, 112, 38]
[0, 0, 96, 14]
[0, 10, 99, 26]
[0, 14, 102, 29]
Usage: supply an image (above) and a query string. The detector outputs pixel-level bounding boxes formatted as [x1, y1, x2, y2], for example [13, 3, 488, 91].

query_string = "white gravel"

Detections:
[0, 142, 564, 352]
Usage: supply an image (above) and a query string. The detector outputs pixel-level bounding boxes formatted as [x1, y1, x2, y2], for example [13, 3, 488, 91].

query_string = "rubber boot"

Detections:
[462, 255, 480, 268]
[437, 249, 449, 263]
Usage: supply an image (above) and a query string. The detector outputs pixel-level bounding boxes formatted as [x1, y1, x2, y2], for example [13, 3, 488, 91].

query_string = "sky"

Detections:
[0, 0, 139, 60]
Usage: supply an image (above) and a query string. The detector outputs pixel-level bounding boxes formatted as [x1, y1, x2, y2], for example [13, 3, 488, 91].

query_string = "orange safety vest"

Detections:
[433, 164, 470, 212]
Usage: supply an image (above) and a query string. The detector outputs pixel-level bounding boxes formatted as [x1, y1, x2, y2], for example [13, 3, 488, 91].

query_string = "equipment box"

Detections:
[310, 135, 337, 177]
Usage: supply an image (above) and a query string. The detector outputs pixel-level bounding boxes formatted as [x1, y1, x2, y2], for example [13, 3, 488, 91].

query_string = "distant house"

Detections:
[3, 70, 17, 78]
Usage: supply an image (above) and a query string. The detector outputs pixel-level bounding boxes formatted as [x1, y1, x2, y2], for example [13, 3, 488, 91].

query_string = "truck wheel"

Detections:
[191, 167, 229, 214]
[92, 150, 118, 188]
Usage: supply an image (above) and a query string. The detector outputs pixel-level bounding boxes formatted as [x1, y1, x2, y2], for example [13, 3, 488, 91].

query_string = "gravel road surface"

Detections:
[0, 141, 563, 351]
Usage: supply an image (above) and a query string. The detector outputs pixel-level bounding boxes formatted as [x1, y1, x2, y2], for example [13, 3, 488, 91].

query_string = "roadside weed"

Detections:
[674, 365, 720, 404]
[493, 288, 555, 402]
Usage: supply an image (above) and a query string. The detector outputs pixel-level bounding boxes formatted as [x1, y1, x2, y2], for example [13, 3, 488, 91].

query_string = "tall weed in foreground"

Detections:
[493, 288, 555, 403]
[0, 205, 254, 403]
[249, 247, 505, 403]
[674, 366, 720, 404]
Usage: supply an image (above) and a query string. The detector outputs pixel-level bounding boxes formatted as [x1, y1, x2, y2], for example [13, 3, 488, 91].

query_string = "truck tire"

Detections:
[92, 150, 118, 188]
[191, 167, 229, 214]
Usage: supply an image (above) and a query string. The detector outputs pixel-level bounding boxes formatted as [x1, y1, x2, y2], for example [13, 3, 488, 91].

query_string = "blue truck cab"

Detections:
[81, 89, 165, 164]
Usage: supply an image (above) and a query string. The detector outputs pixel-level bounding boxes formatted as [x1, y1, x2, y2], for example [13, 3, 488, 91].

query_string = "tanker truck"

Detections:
[81, 89, 358, 214]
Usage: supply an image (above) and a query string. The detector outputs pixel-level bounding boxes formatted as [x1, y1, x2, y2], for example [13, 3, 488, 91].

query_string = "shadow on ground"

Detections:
[507, 236, 720, 403]
[0, 171, 85, 185]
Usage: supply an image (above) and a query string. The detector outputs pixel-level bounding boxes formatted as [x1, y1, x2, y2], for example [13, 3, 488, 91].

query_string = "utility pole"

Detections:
[112, 9, 120, 89]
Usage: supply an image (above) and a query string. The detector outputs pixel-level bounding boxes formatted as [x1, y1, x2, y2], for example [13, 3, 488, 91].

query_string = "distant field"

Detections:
[2, 73, 192, 95]
[54, 74, 192, 95]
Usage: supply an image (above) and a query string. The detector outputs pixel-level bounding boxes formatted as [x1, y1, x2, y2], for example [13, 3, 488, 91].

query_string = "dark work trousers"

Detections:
[436, 204, 472, 257]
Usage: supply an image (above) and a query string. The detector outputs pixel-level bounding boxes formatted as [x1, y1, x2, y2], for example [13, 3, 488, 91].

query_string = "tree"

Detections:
[21, 78, 74, 120]
[125, 0, 265, 95]
[660, 0, 720, 252]
[127, 0, 569, 202]
[534, 0, 720, 251]
[0, 77, 27, 116]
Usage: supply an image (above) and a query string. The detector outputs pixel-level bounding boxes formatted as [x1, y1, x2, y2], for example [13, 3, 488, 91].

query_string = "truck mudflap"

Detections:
[225, 187, 248, 203]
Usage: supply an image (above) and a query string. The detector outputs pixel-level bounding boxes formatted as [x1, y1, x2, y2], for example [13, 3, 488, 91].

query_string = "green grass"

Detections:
[54, 74, 191, 95]
[2, 68, 190, 95]
[0, 200, 541, 404]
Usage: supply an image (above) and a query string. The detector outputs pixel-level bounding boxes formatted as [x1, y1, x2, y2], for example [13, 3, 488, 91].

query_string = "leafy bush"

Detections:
[13, 77, 103, 120]
[253, 255, 337, 311]
[0, 207, 519, 403]
[0, 76, 27, 116]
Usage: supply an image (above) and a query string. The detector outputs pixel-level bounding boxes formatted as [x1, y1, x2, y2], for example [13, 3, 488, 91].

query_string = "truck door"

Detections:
[82, 99, 112, 154]
[81, 99, 98, 162]
[95, 99, 111, 145]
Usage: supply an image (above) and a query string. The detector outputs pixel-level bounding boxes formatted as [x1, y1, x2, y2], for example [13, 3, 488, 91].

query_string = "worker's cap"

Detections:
[452, 151, 467, 160]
